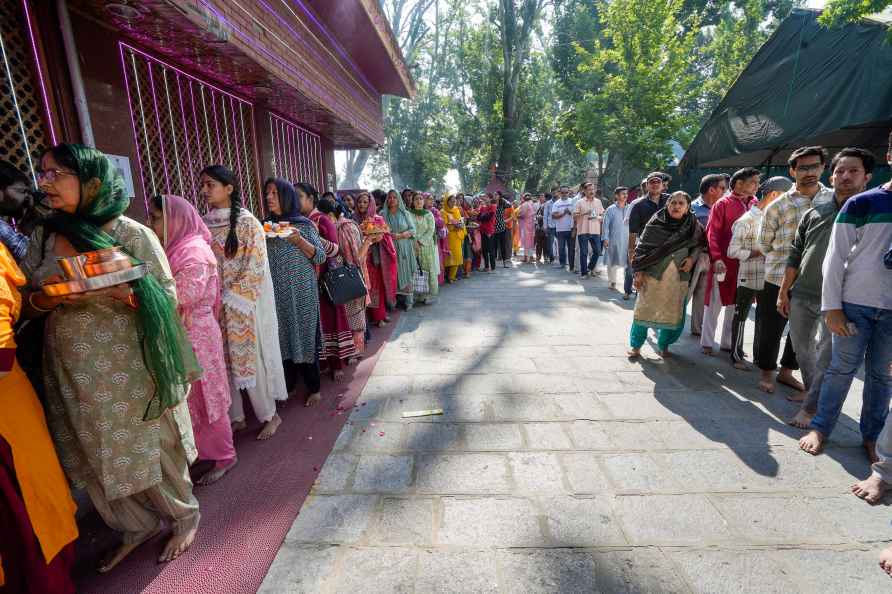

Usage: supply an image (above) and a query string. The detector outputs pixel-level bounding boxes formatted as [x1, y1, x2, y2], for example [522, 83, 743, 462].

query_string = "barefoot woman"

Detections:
[149, 195, 237, 485]
[24, 145, 201, 570]
[628, 192, 705, 358]
[202, 166, 288, 440]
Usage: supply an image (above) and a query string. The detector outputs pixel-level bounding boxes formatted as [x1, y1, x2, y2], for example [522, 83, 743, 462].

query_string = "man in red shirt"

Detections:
[701, 168, 759, 355]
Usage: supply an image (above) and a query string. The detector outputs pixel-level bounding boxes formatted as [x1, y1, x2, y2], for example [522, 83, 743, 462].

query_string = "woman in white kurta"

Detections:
[602, 195, 630, 291]
[200, 165, 288, 441]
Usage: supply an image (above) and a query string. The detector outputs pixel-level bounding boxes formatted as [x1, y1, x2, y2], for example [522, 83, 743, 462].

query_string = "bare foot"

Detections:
[851, 473, 888, 505]
[257, 414, 281, 440]
[777, 370, 805, 392]
[733, 360, 752, 371]
[231, 419, 248, 432]
[98, 526, 162, 573]
[159, 526, 197, 563]
[880, 545, 892, 577]
[865, 441, 879, 464]
[701, 346, 714, 356]
[627, 348, 641, 359]
[660, 349, 672, 358]
[788, 409, 814, 429]
[305, 392, 321, 407]
[799, 429, 825, 456]
[758, 370, 775, 394]
[786, 390, 806, 403]
[197, 459, 237, 486]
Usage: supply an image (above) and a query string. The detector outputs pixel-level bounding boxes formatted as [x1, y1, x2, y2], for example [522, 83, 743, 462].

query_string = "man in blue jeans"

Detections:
[799, 133, 892, 463]
[573, 181, 605, 277]
[551, 188, 575, 269]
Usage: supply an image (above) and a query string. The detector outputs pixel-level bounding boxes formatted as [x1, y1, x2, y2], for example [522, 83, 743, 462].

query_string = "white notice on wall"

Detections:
[105, 154, 136, 199]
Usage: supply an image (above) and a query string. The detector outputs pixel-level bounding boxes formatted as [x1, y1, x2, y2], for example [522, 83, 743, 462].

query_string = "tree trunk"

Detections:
[495, 0, 544, 189]
[341, 149, 372, 189]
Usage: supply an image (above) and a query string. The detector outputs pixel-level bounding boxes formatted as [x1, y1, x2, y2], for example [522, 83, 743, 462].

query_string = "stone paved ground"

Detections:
[260, 263, 890, 593]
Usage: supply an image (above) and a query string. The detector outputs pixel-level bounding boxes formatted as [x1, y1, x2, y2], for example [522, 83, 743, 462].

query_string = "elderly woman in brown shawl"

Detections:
[628, 191, 705, 359]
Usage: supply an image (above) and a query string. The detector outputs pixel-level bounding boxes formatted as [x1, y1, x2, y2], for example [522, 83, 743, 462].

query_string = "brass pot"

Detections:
[82, 247, 132, 277]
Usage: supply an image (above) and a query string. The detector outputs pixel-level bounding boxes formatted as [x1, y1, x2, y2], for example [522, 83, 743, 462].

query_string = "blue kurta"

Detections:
[602, 203, 629, 268]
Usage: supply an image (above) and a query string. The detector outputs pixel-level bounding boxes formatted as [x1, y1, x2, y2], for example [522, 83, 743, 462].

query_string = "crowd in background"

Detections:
[0, 133, 891, 591]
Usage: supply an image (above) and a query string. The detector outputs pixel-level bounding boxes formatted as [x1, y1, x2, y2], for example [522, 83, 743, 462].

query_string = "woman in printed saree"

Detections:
[354, 191, 396, 327]
[517, 194, 537, 263]
[304, 184, 356, 380]
[382, 189, 417, 310]
[323, 198, 373, 354]
[149, 194, 236, 485]
[628, 191, 705, 359]
[0, 241, 78, 593]
[263, 178, 326, 406]
[424, 193, 448, 285]
[23, 144, 201, 570]
[202, 165, 288, 441]
[442, 194, 466, 282]
[409, 192, 440, 304]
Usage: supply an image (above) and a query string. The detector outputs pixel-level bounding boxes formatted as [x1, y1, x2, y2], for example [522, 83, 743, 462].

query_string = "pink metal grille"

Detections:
[0, 0, 53, 183]
[120, 42, 262, 217]
[269, 113, 324, 192]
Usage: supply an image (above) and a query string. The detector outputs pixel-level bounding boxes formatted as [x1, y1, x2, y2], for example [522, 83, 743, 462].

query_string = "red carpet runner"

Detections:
[75, 316, 398, 594]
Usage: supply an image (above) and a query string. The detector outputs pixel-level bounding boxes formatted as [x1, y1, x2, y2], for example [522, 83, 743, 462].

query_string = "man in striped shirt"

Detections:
[800, 132, 892, 469]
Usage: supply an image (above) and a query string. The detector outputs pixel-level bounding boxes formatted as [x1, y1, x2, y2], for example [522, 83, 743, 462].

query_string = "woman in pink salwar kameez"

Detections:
[517, 194, 537, 263]
[150, 194, 236, 485]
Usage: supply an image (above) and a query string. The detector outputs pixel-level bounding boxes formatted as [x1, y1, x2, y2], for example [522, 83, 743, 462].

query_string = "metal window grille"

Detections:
[0, 0, 52, 184]
[119, 43, 261, 216]
[269, 113, 323, 192]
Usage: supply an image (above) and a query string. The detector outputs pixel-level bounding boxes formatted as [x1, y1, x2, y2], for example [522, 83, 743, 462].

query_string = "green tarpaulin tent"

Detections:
[679, 8, 892, 172]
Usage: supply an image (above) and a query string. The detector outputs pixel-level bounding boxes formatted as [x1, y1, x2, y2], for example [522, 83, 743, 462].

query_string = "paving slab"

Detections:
[264, 264, 880, 593]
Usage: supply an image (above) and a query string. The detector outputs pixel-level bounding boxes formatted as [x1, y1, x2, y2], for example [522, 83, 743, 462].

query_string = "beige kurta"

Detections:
[22, 217, 196, 502]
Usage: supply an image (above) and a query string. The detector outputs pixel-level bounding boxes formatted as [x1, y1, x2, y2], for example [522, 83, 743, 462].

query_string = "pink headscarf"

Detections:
[161, 194, 217, 275]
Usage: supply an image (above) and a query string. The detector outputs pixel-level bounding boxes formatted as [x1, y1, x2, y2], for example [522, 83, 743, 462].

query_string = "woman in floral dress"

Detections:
[24, 144, 200, 570]
[202, 165, 287, 441]
[321, 197, 373, 354]
[149, 194, 236, 485]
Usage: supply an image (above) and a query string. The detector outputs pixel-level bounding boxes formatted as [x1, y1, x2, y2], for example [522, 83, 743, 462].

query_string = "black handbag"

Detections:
[321, 263, 368, 305]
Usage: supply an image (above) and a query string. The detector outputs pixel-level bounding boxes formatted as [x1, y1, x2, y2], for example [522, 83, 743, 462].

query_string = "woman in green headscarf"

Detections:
[22, 144, 201, 571]
[382, 189, 417, 310]
[409, 192, 439, 303]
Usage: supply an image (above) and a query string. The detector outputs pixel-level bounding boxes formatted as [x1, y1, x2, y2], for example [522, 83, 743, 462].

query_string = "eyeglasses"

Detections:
[36, 168, 77, 183]
[795, 163, 824, 173]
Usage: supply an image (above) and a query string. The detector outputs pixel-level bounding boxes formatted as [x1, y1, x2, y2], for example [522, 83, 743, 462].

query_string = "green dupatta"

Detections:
[44, 145, 200, 420]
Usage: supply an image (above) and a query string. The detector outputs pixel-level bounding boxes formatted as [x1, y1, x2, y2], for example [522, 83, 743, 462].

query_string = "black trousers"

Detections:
[754, 282, 799, 371]
[534, 229, 546, 261]
[284, 358, 321, 395]
[567, 230, 577, 271]
[730, 286, 758, 364]
[481, 233, 497, 270]
[494, 230, 511, 262]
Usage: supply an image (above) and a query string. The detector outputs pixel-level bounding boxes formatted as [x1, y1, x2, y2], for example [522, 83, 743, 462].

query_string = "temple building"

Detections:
[1, 0, 414, 217]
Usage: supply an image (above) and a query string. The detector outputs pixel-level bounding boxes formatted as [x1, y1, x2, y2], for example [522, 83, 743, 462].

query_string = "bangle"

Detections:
[28, 292, 53, 313]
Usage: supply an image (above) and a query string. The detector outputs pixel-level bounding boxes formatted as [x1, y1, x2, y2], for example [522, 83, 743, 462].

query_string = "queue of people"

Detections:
[1, 135, 891, 588]
[622, 138, 892, 576]
[0, 144, 517, 592]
